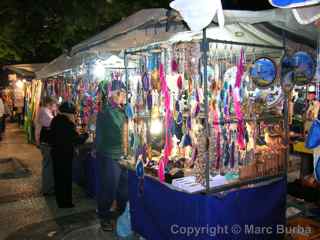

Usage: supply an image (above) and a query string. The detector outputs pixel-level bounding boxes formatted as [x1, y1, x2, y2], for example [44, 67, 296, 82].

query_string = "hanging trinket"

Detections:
[142, 72, 150, 92]
[222, 128, 230, 168]
[151, 69, 161, 91]
[142, 143, 148, 164]
[215, 131, 221, 170]
[136, 157, 144, 178]
[180, 132, 192, 148]
[230, 130, 236, 169]
[136, 158, 144, 196]
[171, 59, 178, 72]
[177, 75, 183, 90]
[125, 100, 134, 119]
[186, 115, 192, 130]
[147, 91, 153, 111]
[192, 89, 200, 118]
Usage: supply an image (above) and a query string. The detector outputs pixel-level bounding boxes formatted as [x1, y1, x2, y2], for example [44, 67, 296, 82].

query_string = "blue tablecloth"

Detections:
[129, 171, 286, 240]
[73, 146, 98, 198]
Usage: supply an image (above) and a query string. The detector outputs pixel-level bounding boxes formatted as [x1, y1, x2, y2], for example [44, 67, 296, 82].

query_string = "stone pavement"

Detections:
[0, 123, 117, 240]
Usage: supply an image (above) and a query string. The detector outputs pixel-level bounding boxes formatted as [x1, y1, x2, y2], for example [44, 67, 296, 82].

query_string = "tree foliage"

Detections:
[0, 0, 170, 64]
[0, 0, 271, 65]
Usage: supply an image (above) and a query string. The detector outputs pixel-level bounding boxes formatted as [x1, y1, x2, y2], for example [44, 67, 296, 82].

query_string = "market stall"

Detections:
[120, 21, 289, 238]
[34, 7, 318, 239]
[3, 64, 46, 142]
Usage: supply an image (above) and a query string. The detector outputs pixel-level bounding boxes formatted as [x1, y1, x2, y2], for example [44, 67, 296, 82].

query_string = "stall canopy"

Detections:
[4, 63, 46, 78]
[36, 8, 318, 79]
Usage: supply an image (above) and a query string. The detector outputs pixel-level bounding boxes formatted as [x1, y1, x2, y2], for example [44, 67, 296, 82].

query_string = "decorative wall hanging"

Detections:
[250, 57, 277, 88]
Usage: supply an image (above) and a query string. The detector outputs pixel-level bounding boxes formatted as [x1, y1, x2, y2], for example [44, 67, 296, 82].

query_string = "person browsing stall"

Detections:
[49, 102, 88, 208]
[95, 80, 128, 232]
[0, 93, 5, 141]
[36, 97, 57, 195]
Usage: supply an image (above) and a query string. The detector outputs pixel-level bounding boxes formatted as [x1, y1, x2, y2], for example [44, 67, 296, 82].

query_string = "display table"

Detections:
[72, 142, 99, 198]
[129, 170, 286, 240]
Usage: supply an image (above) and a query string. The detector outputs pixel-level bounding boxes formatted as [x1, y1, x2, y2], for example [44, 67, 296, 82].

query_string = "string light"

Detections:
[150, 118, 162, 135]
[93, 61, 105, 80]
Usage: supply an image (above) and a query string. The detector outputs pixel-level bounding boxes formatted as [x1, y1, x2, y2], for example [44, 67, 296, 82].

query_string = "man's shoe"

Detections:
[58, 203, 75, 208]
[100, 219, 113, 232]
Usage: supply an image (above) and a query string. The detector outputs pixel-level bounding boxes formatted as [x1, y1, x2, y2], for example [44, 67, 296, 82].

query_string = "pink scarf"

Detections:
[158, 64, 172, 182]
[233, 49, 245, 150]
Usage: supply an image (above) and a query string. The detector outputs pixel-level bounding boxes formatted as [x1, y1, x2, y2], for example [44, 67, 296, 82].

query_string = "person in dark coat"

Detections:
[49, 102, 88, 208]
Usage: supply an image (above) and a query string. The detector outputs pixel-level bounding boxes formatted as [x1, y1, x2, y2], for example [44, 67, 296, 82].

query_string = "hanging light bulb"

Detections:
[93, 61, 105, 80]
[150, 118, 162, 135]
[15, 80, 24, 89]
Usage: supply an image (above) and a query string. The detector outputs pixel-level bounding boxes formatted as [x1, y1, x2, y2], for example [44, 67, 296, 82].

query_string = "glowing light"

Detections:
[93, 61, 105, 80]
[150, 119, 162, 135]
[58, 96, 63, 104]
[15, 80, 24, 89]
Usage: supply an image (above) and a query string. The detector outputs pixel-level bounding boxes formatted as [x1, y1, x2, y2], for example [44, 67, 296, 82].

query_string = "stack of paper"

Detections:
[172, 175, 227, 193]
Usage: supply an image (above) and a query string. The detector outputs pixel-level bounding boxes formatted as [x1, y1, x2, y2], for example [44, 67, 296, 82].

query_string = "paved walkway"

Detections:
[0, 123, 117, 240]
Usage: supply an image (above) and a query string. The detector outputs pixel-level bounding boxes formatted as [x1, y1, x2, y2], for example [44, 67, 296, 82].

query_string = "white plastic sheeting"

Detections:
[36, 8, 318, 79]
[169, 0, 224, 31]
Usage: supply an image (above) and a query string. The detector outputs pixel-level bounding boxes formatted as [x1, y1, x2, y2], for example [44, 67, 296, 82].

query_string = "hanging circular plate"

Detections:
[250, 57, 277, 89]
[291, 51, 315, 86]
[265, 86, 283, 108]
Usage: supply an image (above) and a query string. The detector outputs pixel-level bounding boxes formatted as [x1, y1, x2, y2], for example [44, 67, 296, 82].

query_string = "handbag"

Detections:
[306, 119, 320, 149]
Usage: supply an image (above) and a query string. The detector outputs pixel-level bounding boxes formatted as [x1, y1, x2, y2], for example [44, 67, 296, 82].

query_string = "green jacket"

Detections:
[95, 104, 126, 160]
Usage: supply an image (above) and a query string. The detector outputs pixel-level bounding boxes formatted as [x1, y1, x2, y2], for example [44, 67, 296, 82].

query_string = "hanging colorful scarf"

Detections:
[171, 59, 178, 73]
[212, 102, 221, 170]
[147, 91, 153, 111]
[158, 63, 172, 182]
[233, 49, 245, 150]
[216, 131, 221, 170]
[177, 75, 183, 90]
[142, 72, 150, 92]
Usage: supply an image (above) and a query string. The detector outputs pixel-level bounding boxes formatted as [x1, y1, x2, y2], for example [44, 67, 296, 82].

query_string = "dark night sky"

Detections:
[0, 0, 273, 66]
[223, 0, 273, 10]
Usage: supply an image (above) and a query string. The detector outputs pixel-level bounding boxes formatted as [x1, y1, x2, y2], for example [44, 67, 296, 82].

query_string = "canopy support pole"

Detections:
[202, 28, 210, 193]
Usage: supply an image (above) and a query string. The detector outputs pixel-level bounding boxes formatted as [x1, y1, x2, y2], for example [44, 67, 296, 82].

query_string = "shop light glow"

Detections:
[93, 61, 105, 80]
[150, 119, 162, 135]
[15, 80, 24, 89]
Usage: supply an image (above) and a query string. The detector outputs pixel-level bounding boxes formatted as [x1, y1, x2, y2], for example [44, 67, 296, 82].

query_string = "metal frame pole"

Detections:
[124, 51, 129, 157]
[282, 30, 289, 180]
[202, 28, 210, 193]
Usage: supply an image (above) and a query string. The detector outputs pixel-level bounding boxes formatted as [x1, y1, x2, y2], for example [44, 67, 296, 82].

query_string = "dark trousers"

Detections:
[96, 152, 128, 220]
[40, 144, 54, 194]
[51, 147, 73, 206]
[2, 116, 5, 132]
[0, 117, 3, 135]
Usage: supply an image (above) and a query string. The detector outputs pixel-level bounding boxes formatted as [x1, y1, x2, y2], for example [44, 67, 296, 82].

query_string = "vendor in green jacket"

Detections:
[95, 79, 128, 232]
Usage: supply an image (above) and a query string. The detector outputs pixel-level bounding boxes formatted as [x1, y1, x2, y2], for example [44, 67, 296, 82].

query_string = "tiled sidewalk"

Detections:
[0, 123, 100, 240]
